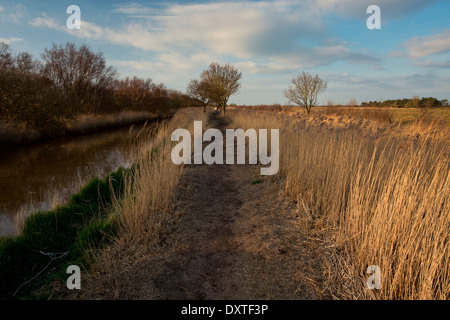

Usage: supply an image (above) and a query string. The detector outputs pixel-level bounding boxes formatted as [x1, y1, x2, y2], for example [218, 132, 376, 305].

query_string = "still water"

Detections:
[0, 124, 151, 236]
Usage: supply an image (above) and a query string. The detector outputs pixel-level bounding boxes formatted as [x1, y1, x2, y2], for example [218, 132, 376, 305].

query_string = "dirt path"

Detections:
[148, 112, 328, 299]
[69, 111, 330, 300]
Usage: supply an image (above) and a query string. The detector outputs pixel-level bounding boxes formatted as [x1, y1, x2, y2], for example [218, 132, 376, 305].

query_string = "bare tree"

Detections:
[284, 71, 327, 114]
[199, 62, 242, 116]
[15, 52, 40, 74]
[115, 76, 154, 111]
[41, 42, 117, 114]
[0, 42, 13, 69]
[186, 79, 210, 112]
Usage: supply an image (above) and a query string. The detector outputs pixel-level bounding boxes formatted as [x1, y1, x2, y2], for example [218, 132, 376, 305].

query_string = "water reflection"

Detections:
[0, 124, 152, 236]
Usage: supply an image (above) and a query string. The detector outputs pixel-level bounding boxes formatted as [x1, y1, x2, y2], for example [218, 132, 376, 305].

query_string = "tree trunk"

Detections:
[306, 104, 311, 114]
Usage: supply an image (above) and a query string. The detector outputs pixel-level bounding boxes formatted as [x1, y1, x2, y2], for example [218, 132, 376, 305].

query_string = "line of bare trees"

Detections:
[0, 42, 193, 130]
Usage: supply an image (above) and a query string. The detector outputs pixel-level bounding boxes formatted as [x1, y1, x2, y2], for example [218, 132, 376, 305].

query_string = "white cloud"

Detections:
[111, 3, 163, 16]
[26, 0, 382, 97]
[30, 0, 377, 74]
[91, 1, 322, 60]
[403, 29, 450, 58]
[0, 37, 22, 44]
[29, 15, 60, 29]
[66, 20, 106, 39]
[236, 43, 379, 75]
[316, 0, 441, 19]
[0, 3, 27, 23]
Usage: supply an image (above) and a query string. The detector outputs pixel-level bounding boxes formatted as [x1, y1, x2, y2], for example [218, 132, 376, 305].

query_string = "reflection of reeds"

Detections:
[0, 111, 159, 148]
[8, 123, 155, 236]
[14, 169, 102, 235]
[66, 111, 158, 135]
[230, 108, 450, 300]
[0, 122, 41, 147]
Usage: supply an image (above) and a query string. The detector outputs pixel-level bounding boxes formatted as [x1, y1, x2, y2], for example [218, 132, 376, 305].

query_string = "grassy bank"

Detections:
[0, 111, 165, 149]
[229, 108, 450, 299]
[0, 107, 207, 299]
[57, 108, 208, 299]
[0, 166, 127, 299]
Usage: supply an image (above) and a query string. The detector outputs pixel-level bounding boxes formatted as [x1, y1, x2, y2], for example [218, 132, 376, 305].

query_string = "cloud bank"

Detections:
[28, 0, 383, 75]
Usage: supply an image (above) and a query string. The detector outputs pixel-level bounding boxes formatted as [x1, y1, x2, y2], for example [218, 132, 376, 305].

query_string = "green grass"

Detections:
[0, 166, 128, 299]
[390, 108, 450, 124]
[251, 179, 264, 185]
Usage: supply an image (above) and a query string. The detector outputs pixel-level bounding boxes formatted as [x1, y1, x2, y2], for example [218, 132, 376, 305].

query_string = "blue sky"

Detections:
[1, 0, 449, 105]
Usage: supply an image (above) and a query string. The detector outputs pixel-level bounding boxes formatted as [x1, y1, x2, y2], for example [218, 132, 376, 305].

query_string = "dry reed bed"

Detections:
[228, 108, 449, 300]
[77, 108, 208, 293]
[107, 107, 208, 248]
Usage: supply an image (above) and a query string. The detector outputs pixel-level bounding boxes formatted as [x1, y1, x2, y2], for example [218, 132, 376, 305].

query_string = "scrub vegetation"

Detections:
[0, 42, 196, 147]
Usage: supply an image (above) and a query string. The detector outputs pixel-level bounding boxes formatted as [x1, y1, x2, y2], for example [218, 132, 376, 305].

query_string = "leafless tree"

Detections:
[41, 42, 117, 114]
[284, 71, 327, 114]
[0, 42, 13, 69]
[15, 52, 40, 74]
[348, 98, 357, 107]
[114, 76, 154, 111]
[186, 79, 210, 112]
[199, 62, 242, 116]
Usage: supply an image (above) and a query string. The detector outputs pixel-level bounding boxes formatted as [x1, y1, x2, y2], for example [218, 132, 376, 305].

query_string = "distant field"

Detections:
[389, 107, 450, 124]
[320, 106, 450, 124]
[232, 105, 450, 128]
[314, 106, 449, 126]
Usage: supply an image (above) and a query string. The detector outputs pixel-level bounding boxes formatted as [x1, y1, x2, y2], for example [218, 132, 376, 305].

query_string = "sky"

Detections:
[0, 0, 449, 105]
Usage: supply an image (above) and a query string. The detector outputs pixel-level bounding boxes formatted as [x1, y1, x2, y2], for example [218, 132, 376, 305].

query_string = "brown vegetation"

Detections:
[48, 105, 450, 300]
[229, 107, 450, 299]
[0, 42, 194, 147]
[61, 108, 209, 297]
[62, 109, 330, 300]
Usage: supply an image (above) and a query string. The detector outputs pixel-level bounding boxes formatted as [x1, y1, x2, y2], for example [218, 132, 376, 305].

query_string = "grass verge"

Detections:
[0, 167, 128, 299]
